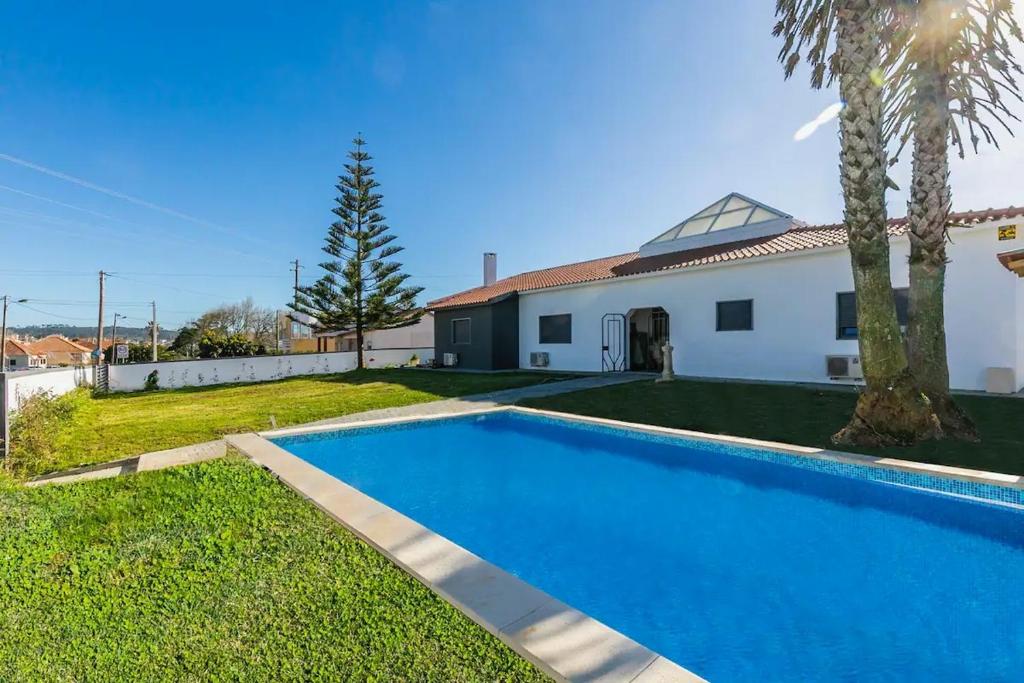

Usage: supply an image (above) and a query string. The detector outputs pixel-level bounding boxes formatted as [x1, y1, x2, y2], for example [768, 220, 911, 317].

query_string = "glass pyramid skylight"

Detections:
[650, 194, 790, 243]
[639, 193, 795, 257]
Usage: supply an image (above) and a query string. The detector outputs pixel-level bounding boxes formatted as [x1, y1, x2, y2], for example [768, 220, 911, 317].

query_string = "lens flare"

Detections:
[793, 102, 844, 141]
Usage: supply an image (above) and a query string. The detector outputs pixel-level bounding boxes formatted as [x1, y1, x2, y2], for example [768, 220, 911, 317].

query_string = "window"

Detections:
[836, 288, 909, 340]
[716, 299, 753, 331]
[539, 314, 572, 344]
[451, 318, 471, 345]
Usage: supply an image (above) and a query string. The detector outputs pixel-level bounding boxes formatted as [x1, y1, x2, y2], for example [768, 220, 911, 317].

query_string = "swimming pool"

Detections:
[273, 410, 1024, 681]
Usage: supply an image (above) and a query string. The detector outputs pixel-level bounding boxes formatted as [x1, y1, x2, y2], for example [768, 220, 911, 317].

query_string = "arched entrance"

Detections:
[628, 307, 669, 372]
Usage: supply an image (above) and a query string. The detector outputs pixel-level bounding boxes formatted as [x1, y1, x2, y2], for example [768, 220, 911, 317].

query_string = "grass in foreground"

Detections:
[521, 379, 1024, 476]
[13, 369, 567, 477]
[0, 457, 546, 682]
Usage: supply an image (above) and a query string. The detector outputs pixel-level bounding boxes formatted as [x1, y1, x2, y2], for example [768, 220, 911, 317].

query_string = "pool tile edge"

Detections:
[224, 433, 705, 683]
[509, 406, 1024, 494]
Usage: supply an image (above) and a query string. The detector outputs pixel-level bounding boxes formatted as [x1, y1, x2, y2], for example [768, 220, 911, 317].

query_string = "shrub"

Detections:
[3, 390, 84, 478]
[409, 353, 419, 366]
[144, 370, 160, 391]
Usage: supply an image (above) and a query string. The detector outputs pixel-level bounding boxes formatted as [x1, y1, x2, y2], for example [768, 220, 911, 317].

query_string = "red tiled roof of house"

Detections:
[427, 206, 1023, 310]
[29, 335, 91, 354]
[4, 338, 41, 357]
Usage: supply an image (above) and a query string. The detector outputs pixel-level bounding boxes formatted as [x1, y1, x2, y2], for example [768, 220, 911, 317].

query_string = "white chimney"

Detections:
[483, 252, 497, 286]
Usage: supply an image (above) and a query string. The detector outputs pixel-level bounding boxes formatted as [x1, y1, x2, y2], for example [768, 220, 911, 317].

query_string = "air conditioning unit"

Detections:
[443, 352, 459, 367]
[529, 352, 550, 368]
[827, 355, 863, 380]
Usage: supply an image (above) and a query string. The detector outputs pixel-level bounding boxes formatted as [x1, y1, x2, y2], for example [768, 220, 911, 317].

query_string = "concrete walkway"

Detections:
[302, 373, 648, 428]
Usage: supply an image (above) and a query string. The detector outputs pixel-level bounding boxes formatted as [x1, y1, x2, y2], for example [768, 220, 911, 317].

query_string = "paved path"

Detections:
[302, 373, 648, 428]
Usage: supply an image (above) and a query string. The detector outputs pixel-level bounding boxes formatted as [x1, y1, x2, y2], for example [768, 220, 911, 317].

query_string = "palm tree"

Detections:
[885, 0, 1022, 439]
[775, 0, 942, 446]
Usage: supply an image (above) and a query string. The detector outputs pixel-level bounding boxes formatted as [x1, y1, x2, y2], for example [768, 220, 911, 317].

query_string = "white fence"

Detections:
[3, 366, 95, 412]
[107, 347, 434, 393]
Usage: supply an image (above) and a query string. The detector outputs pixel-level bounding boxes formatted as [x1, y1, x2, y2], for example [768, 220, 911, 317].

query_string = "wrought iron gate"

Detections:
[601, 313, 626, 372]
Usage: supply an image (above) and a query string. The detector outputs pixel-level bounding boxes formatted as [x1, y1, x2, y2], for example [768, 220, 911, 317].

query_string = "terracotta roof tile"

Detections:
[427, 206, 1023, 310]
[29, 335, 90, 354]
[4, 338, 41, 357]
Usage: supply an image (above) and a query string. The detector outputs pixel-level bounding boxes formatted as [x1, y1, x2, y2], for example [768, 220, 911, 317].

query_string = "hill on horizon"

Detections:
[8, 324, 178, 342]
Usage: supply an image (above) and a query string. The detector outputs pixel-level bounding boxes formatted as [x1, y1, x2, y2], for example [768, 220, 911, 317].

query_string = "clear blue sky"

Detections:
[1, 1, 1020, 329]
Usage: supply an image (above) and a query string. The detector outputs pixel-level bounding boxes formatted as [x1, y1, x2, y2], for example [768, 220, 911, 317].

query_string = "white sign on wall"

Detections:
[115, 344, 129, 360]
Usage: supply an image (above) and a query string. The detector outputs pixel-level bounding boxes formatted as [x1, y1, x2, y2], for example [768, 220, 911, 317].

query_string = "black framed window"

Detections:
[836, 288, 909, 340]
[716, 299, 753, 331]
[539, 314, 572, 344]
[451, 318, 471, 345]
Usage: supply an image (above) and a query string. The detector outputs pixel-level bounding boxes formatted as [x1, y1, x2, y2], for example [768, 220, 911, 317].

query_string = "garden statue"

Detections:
[657, 341, 675, 383]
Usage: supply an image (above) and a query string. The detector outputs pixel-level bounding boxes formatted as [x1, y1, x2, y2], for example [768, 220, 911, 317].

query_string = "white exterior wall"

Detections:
[1017, 274, 1024, 389]
[365, 315, 434, 350]
[4, 366, 94, 412]
[518, 221, 1022, 392]
[107, 348, 434, 393]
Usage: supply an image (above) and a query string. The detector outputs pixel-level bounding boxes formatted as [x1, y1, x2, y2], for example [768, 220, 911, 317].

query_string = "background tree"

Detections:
[775, 0, 941, 446]
[171, 298, 278, 357]
[884, 0, 1023, 438]
[103, 342, 181, 363]
[196, 330, 264, 359]
[291, 136, 422, 368]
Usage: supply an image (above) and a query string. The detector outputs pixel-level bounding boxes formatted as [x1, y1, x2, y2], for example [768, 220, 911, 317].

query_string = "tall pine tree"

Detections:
[291, 136, 423, 368]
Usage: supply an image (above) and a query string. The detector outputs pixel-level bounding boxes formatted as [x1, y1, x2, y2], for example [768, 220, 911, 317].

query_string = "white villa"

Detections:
[428, 193, 1024, 394]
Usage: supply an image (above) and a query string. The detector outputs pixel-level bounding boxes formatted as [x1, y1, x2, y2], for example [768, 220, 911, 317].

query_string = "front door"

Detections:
[629, 307, 669, 372]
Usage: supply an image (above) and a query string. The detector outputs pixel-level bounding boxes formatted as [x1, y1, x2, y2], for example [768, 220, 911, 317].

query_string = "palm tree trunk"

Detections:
[905, 0, 978, 439]
[832, 0, 941, 446]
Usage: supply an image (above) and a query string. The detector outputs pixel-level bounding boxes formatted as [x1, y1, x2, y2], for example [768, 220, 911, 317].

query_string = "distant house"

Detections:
[316, 312, 435, 354]
[278, 311, 318, 353]
[4, 339, 47, 370]
[29, 335, 92, 366]
[428, 194, 1024, 394]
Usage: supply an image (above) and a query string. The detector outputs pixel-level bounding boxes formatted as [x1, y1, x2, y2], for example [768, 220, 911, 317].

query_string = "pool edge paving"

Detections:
[224, 431, 705, 683]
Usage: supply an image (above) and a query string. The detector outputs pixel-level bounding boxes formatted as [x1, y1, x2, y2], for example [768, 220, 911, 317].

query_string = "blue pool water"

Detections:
[274, 411, 1024, 682]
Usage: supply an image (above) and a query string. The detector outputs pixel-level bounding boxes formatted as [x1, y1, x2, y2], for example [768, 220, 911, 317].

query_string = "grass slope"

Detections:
[0, 457, 546, 682]
[522, 379, 1024, 475]
[24, 369, 564, 477]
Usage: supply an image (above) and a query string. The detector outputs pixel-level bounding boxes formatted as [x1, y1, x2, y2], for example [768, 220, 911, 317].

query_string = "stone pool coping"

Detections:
[511, 407, 1024, 494]
[234, 405, 1022, 682]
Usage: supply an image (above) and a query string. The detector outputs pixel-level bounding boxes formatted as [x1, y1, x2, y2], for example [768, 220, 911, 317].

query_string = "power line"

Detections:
[11, 301, 95, 321]
[105, 272, 227, 300]
[0, 183, 280, 266]
[0, 152, 275, 249]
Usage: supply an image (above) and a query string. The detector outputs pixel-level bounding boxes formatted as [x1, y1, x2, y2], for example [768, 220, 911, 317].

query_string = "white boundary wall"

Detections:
[4, 366, 94, 412]
[107, 348, 433, 393]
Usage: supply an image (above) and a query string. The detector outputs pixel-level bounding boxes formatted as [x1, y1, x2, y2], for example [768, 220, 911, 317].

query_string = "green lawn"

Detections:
[521, 379, 1024, 476]
[14, 369, 566, 478]
[0, 457, 546, 682]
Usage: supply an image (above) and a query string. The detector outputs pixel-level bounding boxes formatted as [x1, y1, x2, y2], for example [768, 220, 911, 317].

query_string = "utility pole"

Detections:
[110, 313, 121, 365]
[96, 270, 106, 365]
[290, 259, 302, 307]
[1, 296, 27, 372]
[1, 296, 8, 373]
[151, 301, 158, 362]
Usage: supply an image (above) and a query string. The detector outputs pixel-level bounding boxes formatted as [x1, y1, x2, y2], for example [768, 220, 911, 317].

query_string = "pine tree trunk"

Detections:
[832, 0, 941, 447]
[905, 0, 978, 440]
[356, 326, 364, 369]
